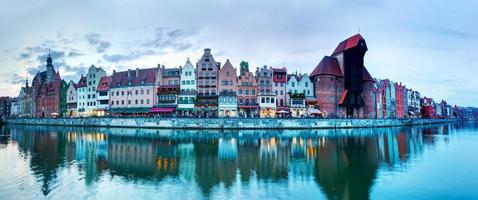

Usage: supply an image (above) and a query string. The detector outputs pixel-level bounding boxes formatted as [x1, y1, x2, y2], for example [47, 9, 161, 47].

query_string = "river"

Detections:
[0, 122, 477, 199]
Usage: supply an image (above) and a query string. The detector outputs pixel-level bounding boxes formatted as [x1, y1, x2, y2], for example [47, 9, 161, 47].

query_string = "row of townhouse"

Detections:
[9, 34, 458, 119]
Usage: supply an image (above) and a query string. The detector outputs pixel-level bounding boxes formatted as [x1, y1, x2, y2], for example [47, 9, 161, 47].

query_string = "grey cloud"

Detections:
[142, 27, 196, 52]
[84, 32, 112, 53]
[103, 50, 156, 63]
[10, 73, 26, 84]
[68, 49, 84, 57]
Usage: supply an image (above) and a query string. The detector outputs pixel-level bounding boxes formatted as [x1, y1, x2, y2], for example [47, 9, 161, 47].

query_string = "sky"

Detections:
[0, 0, 477, 106]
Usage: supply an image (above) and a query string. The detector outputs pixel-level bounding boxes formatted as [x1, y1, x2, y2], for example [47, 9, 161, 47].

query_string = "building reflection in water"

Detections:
[4, 123, 460, 198]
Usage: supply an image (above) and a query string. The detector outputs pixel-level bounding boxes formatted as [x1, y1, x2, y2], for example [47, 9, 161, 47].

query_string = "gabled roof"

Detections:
[110, 68, 157, 88]
[272, 67, 287, 73]
[77, 76, 87, 88]
[362, 67, 375, 82]
[310, 56, 343, 78]
[221, 59, 235, 71]
[97, 76, 112, 92]
[332, 34, 365, 56]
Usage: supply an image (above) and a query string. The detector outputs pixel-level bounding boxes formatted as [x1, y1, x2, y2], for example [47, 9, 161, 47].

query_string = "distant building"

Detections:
[17, 79, 33, 117]
[66, 80, 78, 117]
[178, 59, 196, 116]
[407, 90, 421, 118]
[10, 97, 19, 117]
[421, 97, 436, 118]
[32, 54, 62, 118]
[196, 48, 220, 117]
[96, 76, 112, 116]
[256, 66, 276, 118]
[394, 82, 406, 118]
[109, 68, 159, 115]
[0, 97, 11, 118]
[76, 76, 87, 115]
[218, 59, 238, 117]
[237, 61, 258, 118]
[59, 80, 68, 117]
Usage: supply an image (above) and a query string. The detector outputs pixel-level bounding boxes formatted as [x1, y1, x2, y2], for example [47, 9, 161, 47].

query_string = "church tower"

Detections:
[46, 53, 56, 83]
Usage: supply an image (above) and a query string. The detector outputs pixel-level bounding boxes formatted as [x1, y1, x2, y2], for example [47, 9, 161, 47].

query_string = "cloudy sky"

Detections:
[0, 0, 477, 106]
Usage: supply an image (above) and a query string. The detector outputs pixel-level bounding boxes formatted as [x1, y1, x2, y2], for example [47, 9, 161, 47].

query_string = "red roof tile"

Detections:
[97, 76, 112, 92]
[310, 56, 343, 78]
[110, 68, 158, 88]
[332, 34, 364, 56]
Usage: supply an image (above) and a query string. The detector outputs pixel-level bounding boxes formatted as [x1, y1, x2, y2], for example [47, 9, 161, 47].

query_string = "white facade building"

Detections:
[78, 65, 106, 117]
[178, 59, 196, 116]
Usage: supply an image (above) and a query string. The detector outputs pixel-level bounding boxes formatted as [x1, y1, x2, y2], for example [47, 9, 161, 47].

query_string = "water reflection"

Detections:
[1, 122, 475, 199]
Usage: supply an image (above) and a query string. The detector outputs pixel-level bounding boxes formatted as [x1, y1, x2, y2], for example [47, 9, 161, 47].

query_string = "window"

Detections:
[305, 82, 308, 87]
[135, 100, 138, 105]
[141, 90, 144, 95]
[128, 100, 131, 104]
[117, 101, 119, 105]
[146, 99, 150, 104]
[239, 90, 242, 95]
[121, 100, 124, 105]
[271, 98, 275, 103]
[141, 99, 144, 104]
[146, 89, 149, 94]
[135, 90, 138, 95]
[292, 82, 295, 87]
[261, 97, 265, 103]
[252, 90, 255, 95]
[121, 91, 124, 96]
[182, 80, 185, 85]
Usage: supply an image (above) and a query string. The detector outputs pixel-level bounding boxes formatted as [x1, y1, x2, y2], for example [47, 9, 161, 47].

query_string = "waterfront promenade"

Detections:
[5, 117, 457, 129]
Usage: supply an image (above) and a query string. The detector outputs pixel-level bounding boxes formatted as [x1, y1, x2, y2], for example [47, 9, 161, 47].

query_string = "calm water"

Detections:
[0, 122, 477, 200]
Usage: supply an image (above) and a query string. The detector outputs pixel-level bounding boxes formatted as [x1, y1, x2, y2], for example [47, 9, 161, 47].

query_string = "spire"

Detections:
[46, 53, 53, 66]
[25, 77, 29, 87]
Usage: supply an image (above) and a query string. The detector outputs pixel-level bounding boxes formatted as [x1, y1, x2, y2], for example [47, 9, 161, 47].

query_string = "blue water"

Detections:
[0, 122, 477, 200]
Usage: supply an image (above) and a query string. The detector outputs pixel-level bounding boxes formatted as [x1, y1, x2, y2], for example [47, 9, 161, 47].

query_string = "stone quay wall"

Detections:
[5, 117, 458, 129]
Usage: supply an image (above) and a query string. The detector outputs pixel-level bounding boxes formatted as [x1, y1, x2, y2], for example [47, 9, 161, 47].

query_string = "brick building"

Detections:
[196, 48, 221, 117]
[32, 54, 62, 118]
[237, 61, 258, 118]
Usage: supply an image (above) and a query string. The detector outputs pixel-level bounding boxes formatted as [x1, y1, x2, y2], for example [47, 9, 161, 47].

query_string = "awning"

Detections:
[176, 107, 195, 111]
[239, 105, 259, 109]
[277, 106, 290, 111]
[110, 108, 151, 114]
[150, 107, 175, 113]
[277, 110, 289, 114]
[308, 108, 322, 114]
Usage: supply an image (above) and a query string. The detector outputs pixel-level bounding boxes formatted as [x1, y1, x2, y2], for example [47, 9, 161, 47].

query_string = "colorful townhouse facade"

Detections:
[76, 65, 106, 117]
[272, 67, 288, 113]
[109, 68, 159, 115]
[256, 66, 276, 118]
[66, 80, 78, 117]
[96, 76, 112, 116]
[237, 61, 258, 118]
[17, 79, 33, 117]
[196, 48, 220, 117]
[218, 59, 238, 117]
[178, 59, 196, 116]
[286, 73, 314, 117]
